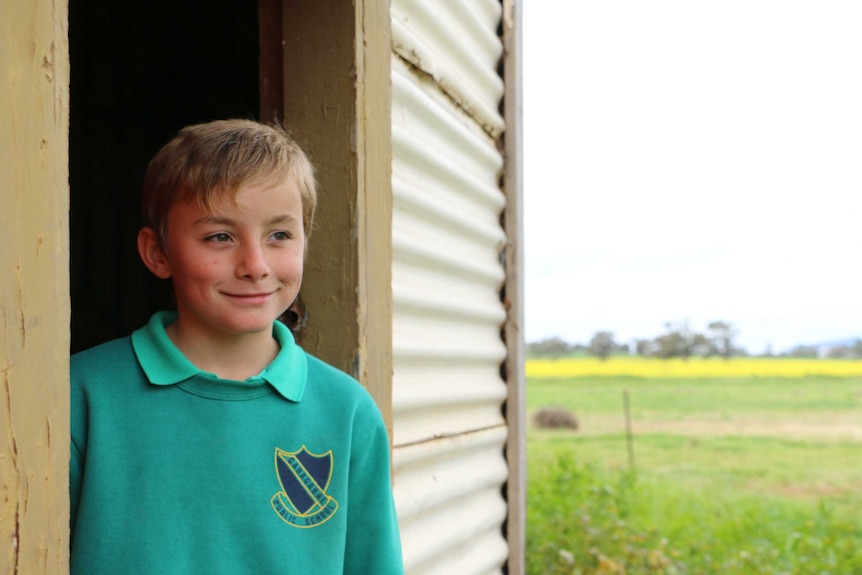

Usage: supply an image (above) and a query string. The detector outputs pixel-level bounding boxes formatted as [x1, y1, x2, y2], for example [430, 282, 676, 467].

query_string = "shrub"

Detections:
[532, 406, 579, 430]
[527, 450, 862, 574]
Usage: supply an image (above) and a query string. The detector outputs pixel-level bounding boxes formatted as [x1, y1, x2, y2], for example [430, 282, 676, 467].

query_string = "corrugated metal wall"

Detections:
[389, 1, 510, 573]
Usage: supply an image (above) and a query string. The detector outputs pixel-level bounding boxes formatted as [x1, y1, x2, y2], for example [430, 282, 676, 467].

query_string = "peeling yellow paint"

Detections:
[0, 0, 70, 573]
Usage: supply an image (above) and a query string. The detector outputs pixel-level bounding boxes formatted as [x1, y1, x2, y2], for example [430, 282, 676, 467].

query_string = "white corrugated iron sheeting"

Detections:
[391, 0, 505, 138]
[390, 1, 509, 573]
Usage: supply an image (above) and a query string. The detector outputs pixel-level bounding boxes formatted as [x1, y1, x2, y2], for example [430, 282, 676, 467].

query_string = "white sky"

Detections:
[523, 1, 862, 354]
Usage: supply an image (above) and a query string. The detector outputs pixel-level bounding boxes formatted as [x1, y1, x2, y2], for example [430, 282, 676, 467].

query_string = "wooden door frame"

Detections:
[502, 0, 526, 573]
[278, 0, 395, 434]
[0, 0, 71, 572]
[259, 0, 284, 123]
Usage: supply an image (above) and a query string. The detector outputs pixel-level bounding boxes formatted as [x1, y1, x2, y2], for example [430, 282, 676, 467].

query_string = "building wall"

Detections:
[281, 3, 524, 571]
[0, 2, 522, 572]
[388, 2, 512, 573]
[0, 0, 71, 572]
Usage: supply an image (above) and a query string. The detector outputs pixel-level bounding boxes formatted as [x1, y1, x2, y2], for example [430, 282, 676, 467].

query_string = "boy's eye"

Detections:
[206, 233, 232, 243]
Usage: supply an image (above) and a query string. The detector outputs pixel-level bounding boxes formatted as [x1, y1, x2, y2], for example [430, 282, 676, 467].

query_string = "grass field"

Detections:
[526, 359, 862, 574]
[527, 356, 862, 379]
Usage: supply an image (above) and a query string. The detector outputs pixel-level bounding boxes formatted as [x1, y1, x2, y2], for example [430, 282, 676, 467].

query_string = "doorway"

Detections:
[69, 0, 265, 352]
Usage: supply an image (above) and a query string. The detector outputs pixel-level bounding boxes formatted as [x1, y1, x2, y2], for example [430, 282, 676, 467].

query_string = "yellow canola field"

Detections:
[526, 356, 862, 379]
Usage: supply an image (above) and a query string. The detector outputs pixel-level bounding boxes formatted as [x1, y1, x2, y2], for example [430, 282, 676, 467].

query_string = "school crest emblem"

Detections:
[271, 446, 339, 528]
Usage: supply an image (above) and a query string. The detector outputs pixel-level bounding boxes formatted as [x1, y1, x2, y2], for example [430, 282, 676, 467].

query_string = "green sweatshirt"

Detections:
[71, 312, 403, 574]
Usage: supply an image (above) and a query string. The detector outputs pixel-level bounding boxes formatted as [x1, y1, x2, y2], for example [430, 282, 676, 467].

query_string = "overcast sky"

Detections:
[523, 1, 862, 354]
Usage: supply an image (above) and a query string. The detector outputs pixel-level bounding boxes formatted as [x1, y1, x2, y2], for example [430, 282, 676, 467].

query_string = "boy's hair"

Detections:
[141, 119, 317, 244]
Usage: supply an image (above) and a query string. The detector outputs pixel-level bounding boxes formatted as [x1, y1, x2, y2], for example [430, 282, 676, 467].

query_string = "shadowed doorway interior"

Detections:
[69, 0, 264, 352]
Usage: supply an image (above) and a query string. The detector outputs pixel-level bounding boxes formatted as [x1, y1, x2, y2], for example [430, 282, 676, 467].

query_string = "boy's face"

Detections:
[142, 177, 305, 341]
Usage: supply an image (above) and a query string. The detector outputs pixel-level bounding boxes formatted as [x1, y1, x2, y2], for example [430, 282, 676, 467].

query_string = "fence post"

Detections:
[623, 389, 636, 472]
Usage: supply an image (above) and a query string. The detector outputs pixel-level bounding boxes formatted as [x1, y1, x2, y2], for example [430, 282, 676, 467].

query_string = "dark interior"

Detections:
[69, 0, 260, 352]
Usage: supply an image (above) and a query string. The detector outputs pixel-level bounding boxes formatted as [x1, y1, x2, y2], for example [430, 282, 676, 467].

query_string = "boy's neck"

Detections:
[165, 322, 280, 381]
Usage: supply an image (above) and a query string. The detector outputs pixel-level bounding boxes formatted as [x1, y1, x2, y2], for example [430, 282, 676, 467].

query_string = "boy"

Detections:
[70, 119, 404, 574]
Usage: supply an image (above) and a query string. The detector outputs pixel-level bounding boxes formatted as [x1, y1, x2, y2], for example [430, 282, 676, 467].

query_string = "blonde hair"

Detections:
[141, 119, 317, 243]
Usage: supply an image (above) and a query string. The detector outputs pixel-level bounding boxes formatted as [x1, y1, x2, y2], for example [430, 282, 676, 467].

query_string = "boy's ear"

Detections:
[137, 227, 172, 279]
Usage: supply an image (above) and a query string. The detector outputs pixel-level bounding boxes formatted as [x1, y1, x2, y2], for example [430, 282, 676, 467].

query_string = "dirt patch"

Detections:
[770, 481, 847, 498]
[575, 414, 862, 442]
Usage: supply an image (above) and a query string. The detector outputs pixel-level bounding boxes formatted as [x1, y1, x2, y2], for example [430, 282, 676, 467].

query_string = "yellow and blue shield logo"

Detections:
[271, 446, 339, 528]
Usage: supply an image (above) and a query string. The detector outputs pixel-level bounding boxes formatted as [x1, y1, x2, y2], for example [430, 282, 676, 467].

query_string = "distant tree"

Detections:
[655, 332, 683, 358]
[634, 339, 655, 356]
[656, 321, 697, 359]
[571, 343, 589, 355]
[588, 331, 616, 361]
[824, 341, 862, 359]
[527, 336, 573, 359]
[827, 345, 856, 359]
[690, 333, 712, 357]
[786, 345, 819, 358]
[707, 321, 738, 359]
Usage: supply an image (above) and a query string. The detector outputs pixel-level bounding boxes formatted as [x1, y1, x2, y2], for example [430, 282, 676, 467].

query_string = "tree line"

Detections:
[528, 321, 862, 360]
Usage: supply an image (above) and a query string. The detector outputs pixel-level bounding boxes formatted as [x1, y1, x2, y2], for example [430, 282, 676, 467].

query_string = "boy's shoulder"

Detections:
[70, 336, 146, 406]
[304, 352, 355, 385]
[302, 352, 379, 407]
[71, 335, 137, 378]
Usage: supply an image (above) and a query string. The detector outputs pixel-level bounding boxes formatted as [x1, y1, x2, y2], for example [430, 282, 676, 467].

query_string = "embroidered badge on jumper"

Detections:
[271, 446, 339, 528]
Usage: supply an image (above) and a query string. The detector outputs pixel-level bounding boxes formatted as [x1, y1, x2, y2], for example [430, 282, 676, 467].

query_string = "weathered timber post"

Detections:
[0, 0, 71, 573]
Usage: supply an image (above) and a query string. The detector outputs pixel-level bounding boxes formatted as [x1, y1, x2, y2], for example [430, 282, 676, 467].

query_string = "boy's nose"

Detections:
[236, 244, 270, 280]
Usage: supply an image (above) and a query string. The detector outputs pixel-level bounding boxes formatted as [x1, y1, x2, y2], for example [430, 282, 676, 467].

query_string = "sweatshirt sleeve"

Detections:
[343, 404, 404, 575]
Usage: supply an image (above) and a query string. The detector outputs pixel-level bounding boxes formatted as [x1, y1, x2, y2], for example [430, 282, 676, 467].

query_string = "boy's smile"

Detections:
[139, 177, 305, 347]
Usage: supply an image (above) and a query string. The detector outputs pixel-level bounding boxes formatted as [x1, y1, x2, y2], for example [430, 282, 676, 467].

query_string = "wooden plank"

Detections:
[281, 0, 360, 370]
[354, 0, 394, 435]
[281, 1, 394, 430]
[0, 0, 71, 572]
[501, 0, 526, 573]
[258, 0, 284, 122]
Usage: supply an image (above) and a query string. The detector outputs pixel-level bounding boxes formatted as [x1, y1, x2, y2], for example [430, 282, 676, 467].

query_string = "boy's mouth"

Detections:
[223, 291, 277, 304]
